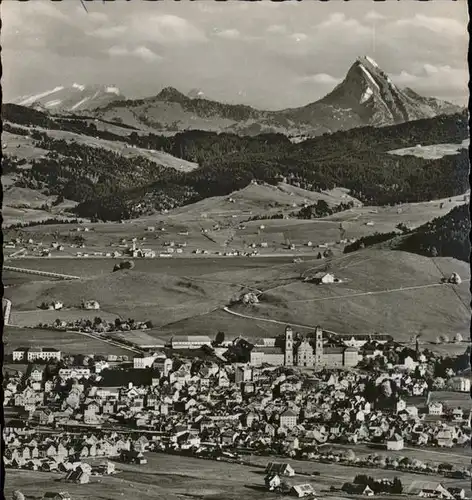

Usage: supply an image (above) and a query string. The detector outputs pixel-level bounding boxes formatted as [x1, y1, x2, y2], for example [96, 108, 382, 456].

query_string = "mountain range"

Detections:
[12, 56, 462, 137]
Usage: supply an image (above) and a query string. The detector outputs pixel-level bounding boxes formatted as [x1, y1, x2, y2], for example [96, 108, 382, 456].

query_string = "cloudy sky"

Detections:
[2, 0, 469, 109]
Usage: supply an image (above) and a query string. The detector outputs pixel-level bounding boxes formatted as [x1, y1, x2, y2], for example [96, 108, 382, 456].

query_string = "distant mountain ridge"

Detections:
[11, 56, 463, 136]
[14, 83, 123, 112]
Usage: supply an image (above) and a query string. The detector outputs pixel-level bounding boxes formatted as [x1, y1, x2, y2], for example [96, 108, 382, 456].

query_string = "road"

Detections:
[3, 265, 81, 280]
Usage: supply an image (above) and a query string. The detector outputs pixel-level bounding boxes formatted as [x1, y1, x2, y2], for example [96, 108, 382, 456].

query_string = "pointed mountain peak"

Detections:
[356, 55, 380, 70]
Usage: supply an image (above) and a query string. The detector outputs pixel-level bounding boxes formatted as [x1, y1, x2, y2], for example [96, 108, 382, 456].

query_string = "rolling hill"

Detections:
[206, 249, 471, 342]
[4, 271, 242, 327]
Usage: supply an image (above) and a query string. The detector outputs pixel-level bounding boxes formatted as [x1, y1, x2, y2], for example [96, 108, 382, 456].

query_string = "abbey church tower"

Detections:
[284, 326, 294, 366]
[314, 326, 324, 365]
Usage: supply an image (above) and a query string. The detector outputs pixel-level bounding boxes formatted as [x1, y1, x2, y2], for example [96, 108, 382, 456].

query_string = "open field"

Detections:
[3, 256, 295, 283]
[7, 451, 468, 500]
[228, 252, 470, 341]
[4, 126, 200, 172]
[4, 270, 241, 327]
[2, 130, 49, 162]
[388, 138, 469, 160]
[166, 183, 362, 221]
[429, 391, 472, 411]
[4, 189, 467, 259]
[3, 326, 133, 357]
[5, 250, 469, 342]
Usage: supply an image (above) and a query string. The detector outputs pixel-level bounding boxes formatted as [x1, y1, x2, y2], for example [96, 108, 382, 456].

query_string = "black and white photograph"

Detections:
[1, 0, 470, 499]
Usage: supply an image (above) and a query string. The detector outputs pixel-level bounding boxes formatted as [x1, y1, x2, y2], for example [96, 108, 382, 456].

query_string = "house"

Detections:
[43, 493, 71, 500]
[417, 483, 454, 499]
[170, 335, 212, 349]
[59, 367, 91, 380]
[265, 462, 295, 477]
[133, 355, 158, 369]
[265, 473, 282, 491]
[386, 434, 404, 451]
[120, 449, 147, 465]
[291, 484, 315, 498]
[396, 398, 407, 413]
[28, 365, 45, 382]
[31, 408, 54, 426]
[436, 430, 454, 448]
[448, 488, 466, 499]
[280, 410, 298, 429]
[429, 402, 443, 416]
[13, 348, 29, 361]
[449, 377, 471, 393]
[309, 272, 335, 284]
[65, 467, 90, 484]
[82, 300, 100, 310]
[452, 408, 464, 421]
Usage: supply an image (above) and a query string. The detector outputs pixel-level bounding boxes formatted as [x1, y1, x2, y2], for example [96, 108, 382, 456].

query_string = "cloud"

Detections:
[317, 12, 371, 36]
[137, 15, 207, 44]
[215, 29, 241, 40]
[91, 14, 207, 46]
[365, 11, 387, 22]
[393, 14, 466, 36]
[93, 26, 128, 40]
[298, 73, 340, 85]
[108, 45, 163, 62]
[267, 24, 288, 35]
[391, 64, 468, 100]
[289, 33, 308, 43]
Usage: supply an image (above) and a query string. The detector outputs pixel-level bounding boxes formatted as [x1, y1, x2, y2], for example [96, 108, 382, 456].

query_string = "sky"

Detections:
[1, 0, 469, 110]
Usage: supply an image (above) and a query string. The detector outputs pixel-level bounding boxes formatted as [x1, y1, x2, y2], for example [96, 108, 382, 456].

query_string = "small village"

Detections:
[3, 327, 471, 500]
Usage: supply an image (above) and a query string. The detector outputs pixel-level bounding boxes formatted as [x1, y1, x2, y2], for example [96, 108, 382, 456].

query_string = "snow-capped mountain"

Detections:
[14, 84, 124, 112]
[188, 88, 206, 99]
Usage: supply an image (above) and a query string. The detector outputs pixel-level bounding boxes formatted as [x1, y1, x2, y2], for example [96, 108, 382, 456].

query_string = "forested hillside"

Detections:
[3, 104, 469, 221]
[399, 204, 470, 262]
[344, 204, 470, 262]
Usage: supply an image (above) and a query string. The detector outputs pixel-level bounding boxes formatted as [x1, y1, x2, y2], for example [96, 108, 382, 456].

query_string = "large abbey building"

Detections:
[250, 326, 359, 369]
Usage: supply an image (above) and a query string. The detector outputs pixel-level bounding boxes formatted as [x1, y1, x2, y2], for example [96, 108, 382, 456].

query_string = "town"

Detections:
[4, 325, 471, 499]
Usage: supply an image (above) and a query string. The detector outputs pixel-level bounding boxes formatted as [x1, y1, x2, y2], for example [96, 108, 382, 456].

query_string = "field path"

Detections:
[285, 279, 471, 304]
[222, 306, 340, 335]
[183, 276, 262, 294]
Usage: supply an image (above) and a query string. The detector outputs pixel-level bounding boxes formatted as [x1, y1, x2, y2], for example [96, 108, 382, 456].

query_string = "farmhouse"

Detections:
[265, 462, 295, 477]
[170, 335, 212, 349]
[265, 473, 282, 491]
[42, 493, 71, 500]
[309, 272, 336, 284]
[291, 484, 315, 498]
[82, 300, 100, 310]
